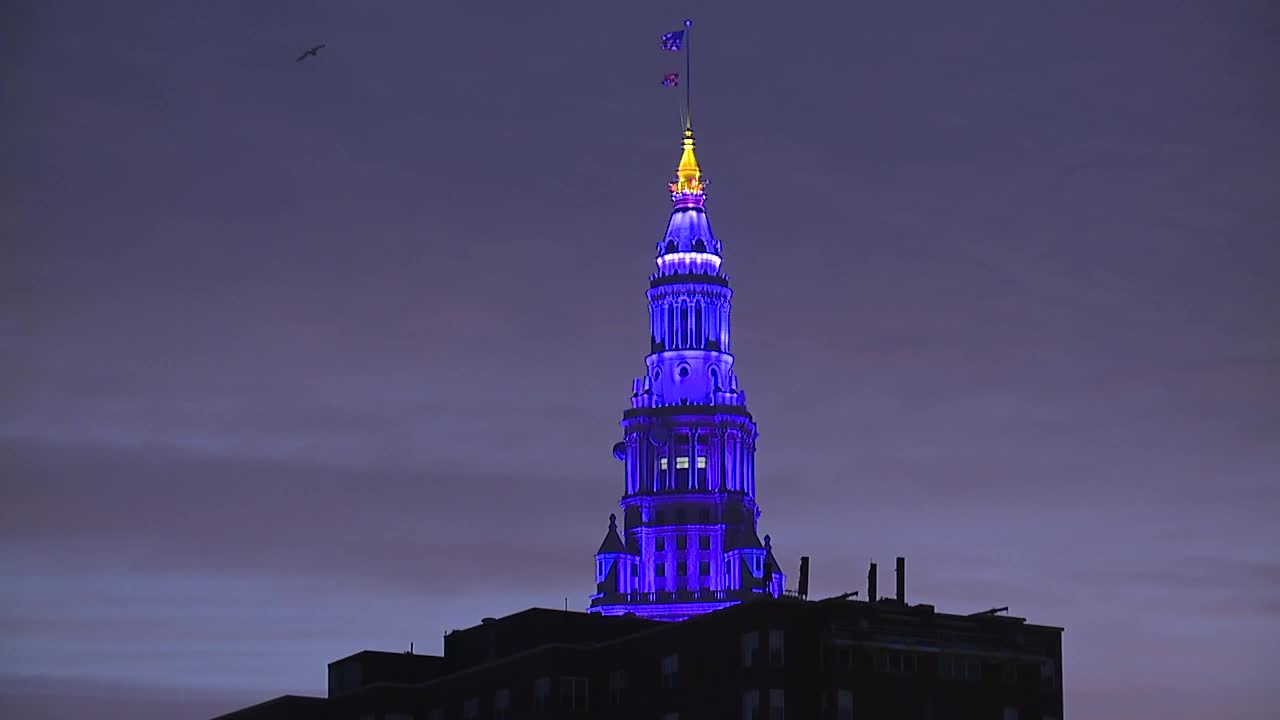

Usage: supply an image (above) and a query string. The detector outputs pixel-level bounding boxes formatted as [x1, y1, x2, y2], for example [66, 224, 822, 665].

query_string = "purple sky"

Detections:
[3, 1, 1278, 718]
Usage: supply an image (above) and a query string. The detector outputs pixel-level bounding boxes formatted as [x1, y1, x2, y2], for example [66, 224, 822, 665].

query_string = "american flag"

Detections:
[662, 73, 680, 87]
[661, 30, 685, 51]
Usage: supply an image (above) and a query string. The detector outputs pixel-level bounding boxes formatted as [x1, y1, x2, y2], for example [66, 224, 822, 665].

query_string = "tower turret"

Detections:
[589, 127, 784, 622]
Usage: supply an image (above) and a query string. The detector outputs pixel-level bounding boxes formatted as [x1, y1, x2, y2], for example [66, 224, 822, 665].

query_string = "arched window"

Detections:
[693, 299, 703, 347]
[680, 301, 690, 348]
[692, 238, 707, 252]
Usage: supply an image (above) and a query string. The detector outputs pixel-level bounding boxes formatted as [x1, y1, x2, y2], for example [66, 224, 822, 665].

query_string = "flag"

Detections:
[662, 73, 679, 87]
[661, 30, 685, 51]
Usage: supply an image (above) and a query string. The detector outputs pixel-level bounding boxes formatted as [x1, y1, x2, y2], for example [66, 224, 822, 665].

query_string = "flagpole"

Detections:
[684, 18, 693, 130]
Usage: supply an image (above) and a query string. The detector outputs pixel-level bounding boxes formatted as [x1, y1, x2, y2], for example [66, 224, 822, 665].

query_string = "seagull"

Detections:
[296, 44, 326, 62]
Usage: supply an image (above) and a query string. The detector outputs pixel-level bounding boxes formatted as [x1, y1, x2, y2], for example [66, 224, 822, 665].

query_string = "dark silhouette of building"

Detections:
[213, 559, 1064, 720]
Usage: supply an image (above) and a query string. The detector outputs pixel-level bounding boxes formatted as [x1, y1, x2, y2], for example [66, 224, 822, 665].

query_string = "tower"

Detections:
[590, 127, 784, 622]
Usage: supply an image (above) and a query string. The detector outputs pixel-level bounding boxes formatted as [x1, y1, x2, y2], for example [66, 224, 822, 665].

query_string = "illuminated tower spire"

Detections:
[589, 127, 785, 622]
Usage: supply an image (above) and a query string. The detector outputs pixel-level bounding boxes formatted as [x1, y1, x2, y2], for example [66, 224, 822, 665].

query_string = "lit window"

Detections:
[661, 653, 679, 688]
[660, 457, 669, 470]
[697, 456, 707, 468]
[676, 457, 690, 469]
[768, 689, 784, 720]
[768, 629, 784, 666]
[560, 676, 589, 712]
[741, 631, 760, 667]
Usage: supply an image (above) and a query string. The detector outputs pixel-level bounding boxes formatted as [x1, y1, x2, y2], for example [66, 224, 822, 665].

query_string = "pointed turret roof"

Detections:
[764, 534, 781, 573]
[657, 127, 721, 258]
[596, 514, 627, 555]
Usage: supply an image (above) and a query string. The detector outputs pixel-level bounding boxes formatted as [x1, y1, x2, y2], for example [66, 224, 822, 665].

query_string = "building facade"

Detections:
[214, 590, 1064, 720]
[589, 127, 785, 622]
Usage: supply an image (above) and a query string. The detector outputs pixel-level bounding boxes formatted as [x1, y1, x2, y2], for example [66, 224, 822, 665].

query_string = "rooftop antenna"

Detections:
[798, 556, 810, 600]
[817, 590, 860, 601]
[896, 556, 906, 604]
[969, 607, 1010, 617]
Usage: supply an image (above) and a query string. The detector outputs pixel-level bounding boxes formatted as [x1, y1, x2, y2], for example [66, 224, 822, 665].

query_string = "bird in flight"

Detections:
[296, 44, 326, 62]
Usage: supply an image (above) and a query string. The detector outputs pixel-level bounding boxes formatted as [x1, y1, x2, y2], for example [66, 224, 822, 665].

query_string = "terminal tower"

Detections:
[589, 127, 785, 622]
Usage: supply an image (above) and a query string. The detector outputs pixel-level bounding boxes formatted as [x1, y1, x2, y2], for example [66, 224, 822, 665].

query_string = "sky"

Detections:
[1, 0, 1277, 717]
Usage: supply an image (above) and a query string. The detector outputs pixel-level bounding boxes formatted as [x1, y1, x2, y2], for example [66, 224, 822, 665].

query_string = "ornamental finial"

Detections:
[669, 127, 704, 197]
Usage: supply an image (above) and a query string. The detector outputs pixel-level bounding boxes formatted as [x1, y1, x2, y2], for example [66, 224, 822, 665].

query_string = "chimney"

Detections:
[896, 556, 906, 604]
[868, 561, 878, 602]
[798, 556, 810, 599]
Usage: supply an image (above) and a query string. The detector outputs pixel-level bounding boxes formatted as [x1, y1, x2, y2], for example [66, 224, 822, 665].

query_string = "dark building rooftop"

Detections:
[213, 577, 1064, 720]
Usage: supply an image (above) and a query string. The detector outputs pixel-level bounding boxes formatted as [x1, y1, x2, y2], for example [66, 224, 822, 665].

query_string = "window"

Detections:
[876, 652, 916, 674]
[1002, 663, 1019, 683]
[741, 631, 760, 667]
[608, 669, 625, 705]
[741, 689, 760, 720]
[656, 510, 666, 524]
[534, 676, 551, 709]
[964, 659, 982, 681]
[939, 654, 957, 679]
[560, 676, 589, 712]
[768, 629, 784, 666]
[494, 688, 510, 720]
[656, 536, 665, 552]
[1040, 659, 1057, 690]
[699, 535, 711, 550]
[837, 689, 853, 720]
[428, 710, 444, 720]
[657, 563, 666, 577]
[661, 653, 679, 688]
[660, 457, 669, 471]
[462, 697, 479, 720]
[677, 534, 687, 550]
[677, 561, 687, 577]
[768, 689, 785, 720]
[676, 456, 690, 469]
[700, 560, 711, 576]
[1002, 708, 1019, 720]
